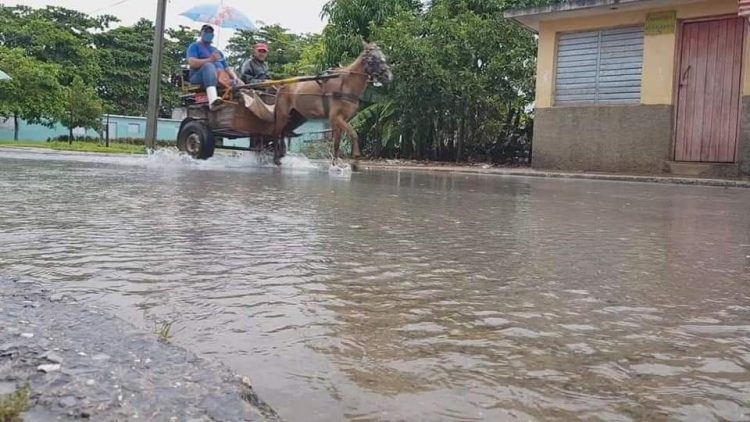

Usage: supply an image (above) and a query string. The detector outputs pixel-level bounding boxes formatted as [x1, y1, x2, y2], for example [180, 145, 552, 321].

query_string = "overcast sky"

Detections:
[15, 0, 329, 47]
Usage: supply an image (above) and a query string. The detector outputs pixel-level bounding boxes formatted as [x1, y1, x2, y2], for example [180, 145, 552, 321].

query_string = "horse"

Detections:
[273, 42, 393, 165]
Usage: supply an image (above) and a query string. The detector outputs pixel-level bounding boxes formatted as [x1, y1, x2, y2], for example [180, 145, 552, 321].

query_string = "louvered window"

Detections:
[555, 26, 644, 105]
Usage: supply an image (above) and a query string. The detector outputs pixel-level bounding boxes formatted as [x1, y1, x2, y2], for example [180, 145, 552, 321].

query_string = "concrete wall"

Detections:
[2, 116, 331, 153]
[103, 115, 181, 141]
[531, 0, 750, 176]
[222, 119, 331, 151]
[0, 115, 181, 142]
[741, 97, 750, 176]
[534, 105, 674, 173]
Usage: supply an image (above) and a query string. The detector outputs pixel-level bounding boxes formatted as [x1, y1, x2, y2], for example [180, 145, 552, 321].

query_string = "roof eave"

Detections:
[503, 0, 653, 32]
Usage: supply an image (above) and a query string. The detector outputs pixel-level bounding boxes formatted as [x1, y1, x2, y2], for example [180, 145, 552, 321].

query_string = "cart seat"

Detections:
[179, 68, 229, 95]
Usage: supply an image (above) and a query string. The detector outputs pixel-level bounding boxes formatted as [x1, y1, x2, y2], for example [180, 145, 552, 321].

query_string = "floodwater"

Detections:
[1, 148, 749, 421]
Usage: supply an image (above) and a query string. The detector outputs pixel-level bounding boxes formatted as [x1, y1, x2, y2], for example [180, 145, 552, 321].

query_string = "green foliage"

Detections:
[324, 0, 556, 162]
[0, 47, 65, 140]
[0, 5, 108, 86]
[320, 0, 421, 66]
[350, 99, 400, 157]
[156, 321, 174, 343]
[226, 25, 323, 79]
[92, 19, 153, 116]
[60, 77, 104, 138]
[94, 20, 194, 117]
[0, 385, 30, 422]
[0, 4, 194, 119]
[0, 0, 561, 162]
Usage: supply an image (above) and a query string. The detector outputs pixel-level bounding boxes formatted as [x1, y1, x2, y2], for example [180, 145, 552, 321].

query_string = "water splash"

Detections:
[328, 162, 353, 178]
[1, 147, 322, 174]
[143, 148, 322, 172]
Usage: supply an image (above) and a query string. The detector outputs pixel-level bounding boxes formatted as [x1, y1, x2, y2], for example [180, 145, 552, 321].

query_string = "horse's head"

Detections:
[362, 42, 393, 86]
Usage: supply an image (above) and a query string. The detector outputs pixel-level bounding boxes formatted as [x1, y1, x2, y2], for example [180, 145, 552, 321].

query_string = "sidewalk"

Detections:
[359, 160, 750, 188]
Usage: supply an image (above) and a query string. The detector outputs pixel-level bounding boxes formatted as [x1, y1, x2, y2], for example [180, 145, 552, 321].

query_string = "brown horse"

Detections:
[273, 43, 392, 164]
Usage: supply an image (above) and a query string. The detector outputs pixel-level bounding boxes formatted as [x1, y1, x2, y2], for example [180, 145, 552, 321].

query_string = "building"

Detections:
[1, 115, 331, 153]
[505, 0, 750, 177]
[0, 115, 181, 142]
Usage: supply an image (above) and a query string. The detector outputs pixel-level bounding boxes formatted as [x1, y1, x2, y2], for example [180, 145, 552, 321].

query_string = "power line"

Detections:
[92, 0, 134, 14]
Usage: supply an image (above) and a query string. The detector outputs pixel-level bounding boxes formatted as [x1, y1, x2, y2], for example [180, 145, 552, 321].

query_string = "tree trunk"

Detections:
[457, 117, 465, 162]
[69, 107, 74, 144]
[432, 118, 439, 161]
[13, 114, 19, 141]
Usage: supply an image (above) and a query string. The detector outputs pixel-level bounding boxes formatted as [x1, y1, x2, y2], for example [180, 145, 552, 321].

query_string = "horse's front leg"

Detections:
[332, 115, 361, 159]
[338, 117, 362, 171]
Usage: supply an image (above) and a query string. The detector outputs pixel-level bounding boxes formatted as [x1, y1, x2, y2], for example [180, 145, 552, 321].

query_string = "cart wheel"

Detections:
[177, 121, 215, 160]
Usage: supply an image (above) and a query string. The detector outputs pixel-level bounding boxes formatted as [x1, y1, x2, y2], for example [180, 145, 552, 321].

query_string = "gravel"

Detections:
[0, 275, 281, 421]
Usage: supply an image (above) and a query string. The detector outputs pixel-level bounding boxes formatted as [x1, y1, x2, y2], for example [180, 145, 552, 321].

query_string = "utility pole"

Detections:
[145, 0, 168, 149]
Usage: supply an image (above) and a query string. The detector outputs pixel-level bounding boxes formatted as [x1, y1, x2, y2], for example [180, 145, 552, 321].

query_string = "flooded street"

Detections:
[1, 149, 749, 421]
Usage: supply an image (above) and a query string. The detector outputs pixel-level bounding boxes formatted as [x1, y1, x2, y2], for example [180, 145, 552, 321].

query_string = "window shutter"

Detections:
[555, 26, 644, 105]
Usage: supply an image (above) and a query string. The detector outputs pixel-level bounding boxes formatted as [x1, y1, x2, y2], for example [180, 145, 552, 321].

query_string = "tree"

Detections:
[0, 5, 111, 86]
[0, 4, 191, 119]
[317, 0, 559, 162]
[226, 25, 322, 79]
[163, 26, 200, 115]
[294, 34, 327, 75]
[60, 76, 104, 141]
[320, 0, 422, 66]
[95, 18, 190, 118]
[0, 47, 65, 140]
[165, 25, 200, 69]
[349, 99, 400, 157]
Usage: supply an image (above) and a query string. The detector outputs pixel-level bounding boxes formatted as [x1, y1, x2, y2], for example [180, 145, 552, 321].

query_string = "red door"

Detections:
[675, 18, 745, 162]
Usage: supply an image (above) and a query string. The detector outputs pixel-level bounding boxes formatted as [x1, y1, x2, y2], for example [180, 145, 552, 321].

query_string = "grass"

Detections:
[0, 140, 147, 155]
[155, 321, 174, 343]
[0, 385, 30, 422]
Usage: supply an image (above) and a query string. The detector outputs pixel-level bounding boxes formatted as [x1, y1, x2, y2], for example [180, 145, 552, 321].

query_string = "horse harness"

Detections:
[317, 70, 368, 116]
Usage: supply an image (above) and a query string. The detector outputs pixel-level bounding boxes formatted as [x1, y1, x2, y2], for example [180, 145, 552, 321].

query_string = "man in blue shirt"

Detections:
[186, 25, 239, 110]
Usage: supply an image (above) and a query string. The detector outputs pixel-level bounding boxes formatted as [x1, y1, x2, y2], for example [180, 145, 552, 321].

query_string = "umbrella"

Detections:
[0, 70, 11, 81]
[180, 3, 257, 31]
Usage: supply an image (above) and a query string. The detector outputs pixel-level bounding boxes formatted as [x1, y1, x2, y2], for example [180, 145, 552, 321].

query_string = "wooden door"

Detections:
[675, 18, 745, 162]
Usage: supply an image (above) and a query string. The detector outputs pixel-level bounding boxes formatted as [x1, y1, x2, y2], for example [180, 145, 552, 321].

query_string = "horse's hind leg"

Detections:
[331, 124, 343, 165]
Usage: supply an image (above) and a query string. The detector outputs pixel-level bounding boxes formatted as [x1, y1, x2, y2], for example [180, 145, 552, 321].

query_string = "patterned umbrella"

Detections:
[180, 3, 257, 31]
[0, 70, 11, 81]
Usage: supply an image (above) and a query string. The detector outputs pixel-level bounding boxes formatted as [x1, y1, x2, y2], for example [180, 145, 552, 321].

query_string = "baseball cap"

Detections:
[255, 43, 268, 52]
[201, 24, 214, 33]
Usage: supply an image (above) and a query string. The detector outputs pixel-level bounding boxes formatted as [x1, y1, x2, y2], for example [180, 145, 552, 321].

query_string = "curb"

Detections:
[359, 163, 750, 189]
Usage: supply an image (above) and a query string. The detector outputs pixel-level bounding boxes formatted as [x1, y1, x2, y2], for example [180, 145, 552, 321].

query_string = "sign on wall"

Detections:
[645, 11, 677, 35]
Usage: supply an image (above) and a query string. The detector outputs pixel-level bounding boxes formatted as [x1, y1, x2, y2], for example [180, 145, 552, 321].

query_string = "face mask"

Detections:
[202, 33, 214, 43]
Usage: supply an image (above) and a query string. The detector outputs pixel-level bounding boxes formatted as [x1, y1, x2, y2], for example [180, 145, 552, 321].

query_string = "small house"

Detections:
[505, 0, 750, 177]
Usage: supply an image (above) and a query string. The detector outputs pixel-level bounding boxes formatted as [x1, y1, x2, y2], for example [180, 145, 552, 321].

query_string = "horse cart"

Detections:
[175, 72, 339, 165]
[175, 43, 392, 166]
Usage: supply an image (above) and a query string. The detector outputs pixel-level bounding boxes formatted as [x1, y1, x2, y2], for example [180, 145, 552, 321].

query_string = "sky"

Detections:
[15, 0, 329, 48]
